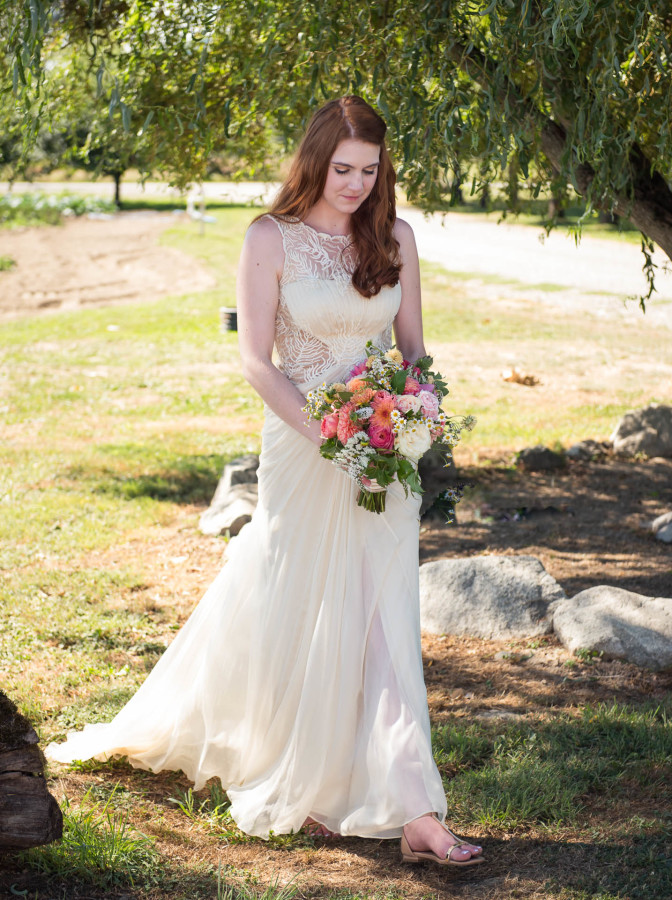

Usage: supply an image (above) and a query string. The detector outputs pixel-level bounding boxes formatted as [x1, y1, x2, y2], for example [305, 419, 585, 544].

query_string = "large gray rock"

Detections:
[199, 455, 259, 536]
[419, 555, 566, 639]
[611, 404, 672, 458]
[553, 586, 672, 670]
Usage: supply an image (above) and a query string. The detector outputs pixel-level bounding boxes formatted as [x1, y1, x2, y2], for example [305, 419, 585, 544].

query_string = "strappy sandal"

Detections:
[400, 815, 485, 867]
[301, 816, 341, 839]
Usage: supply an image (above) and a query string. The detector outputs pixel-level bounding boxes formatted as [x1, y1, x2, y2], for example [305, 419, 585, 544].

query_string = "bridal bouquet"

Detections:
[303, 342, 475, 514]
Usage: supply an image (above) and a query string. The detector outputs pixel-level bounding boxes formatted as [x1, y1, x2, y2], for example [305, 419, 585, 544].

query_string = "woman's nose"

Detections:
[348, 172, 364, 191]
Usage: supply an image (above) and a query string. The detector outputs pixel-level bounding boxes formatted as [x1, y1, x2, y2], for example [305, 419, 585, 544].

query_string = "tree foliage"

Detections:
[5, 1, 672, 289]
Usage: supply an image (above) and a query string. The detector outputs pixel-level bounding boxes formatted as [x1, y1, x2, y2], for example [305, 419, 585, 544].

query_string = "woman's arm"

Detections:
[392, 218, 426, 363]
[237, 217, 322, 446]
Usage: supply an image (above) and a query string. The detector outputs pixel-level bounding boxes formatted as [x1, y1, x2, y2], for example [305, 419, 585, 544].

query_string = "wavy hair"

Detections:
[265, 96, 400, 298]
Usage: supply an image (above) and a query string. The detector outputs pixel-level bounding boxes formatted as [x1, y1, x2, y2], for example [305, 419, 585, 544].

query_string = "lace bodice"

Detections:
[269, 216, 402, 393]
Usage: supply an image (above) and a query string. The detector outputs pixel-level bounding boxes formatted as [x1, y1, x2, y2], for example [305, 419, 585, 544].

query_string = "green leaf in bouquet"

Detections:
[406, 468, 423, 495]
[415, 355, 433, 371]
[390, 368, 407, 394]
[335, 390, 354, 403]
[319, 437, 338, 460]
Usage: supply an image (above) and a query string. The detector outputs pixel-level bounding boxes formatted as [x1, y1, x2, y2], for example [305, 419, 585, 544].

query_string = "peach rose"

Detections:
[403, 376, 422, 395]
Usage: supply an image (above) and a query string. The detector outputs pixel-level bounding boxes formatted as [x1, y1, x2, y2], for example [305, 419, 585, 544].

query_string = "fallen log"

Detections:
[0, 691, 63, 850]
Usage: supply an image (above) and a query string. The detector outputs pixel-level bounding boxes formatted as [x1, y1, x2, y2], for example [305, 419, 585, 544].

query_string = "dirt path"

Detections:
[0, 211, 215, 318]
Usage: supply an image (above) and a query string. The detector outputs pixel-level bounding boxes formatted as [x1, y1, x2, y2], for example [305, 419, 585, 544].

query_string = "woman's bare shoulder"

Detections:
[393, 217, 418, 262]
[245, 214, 283, 245]
[393, 216, 415, 241]
[242, 215, 284, 267]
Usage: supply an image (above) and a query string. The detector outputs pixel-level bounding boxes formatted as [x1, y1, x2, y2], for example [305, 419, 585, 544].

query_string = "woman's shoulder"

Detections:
[393, 216, 414, 239]
[392, 217, 418, 261]
[244, 214, 286, 256]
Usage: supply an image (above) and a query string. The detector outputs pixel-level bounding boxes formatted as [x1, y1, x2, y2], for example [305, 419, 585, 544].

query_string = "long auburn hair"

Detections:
[265, 96, 401, 298]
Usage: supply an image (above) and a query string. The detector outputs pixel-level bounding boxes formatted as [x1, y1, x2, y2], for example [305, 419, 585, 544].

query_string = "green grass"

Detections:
[20, 786, 160, 889]
[2, 205, 672, 900]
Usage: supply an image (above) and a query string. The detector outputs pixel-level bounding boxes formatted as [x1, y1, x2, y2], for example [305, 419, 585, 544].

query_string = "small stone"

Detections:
[566, 439, 610, 461]
[651, 511, 672, 533]
[656, 523, 672, 543]
[516, 446, 565, 471]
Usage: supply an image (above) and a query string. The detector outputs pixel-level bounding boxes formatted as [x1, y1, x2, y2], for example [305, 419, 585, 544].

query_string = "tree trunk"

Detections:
[0, 692, 63, 851]
[113, 171, 122, 209]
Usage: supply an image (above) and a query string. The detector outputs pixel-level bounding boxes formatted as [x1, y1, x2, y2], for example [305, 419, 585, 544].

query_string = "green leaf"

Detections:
[391, 369, 407, 394]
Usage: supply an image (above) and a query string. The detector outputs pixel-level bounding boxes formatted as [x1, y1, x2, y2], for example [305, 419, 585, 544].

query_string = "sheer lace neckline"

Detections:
[293, 218, 352, 242]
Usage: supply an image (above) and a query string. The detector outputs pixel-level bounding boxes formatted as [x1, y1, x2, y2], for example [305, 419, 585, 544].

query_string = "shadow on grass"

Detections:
[66, 453, 225, 505]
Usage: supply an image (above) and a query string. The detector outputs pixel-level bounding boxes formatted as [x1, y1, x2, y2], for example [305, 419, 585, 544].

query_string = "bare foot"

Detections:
[403, 813, 482, 862]
[302, 816, 340, 838]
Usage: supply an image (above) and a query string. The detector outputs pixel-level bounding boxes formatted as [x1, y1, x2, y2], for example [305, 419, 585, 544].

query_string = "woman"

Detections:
[46, 96, 484, 868]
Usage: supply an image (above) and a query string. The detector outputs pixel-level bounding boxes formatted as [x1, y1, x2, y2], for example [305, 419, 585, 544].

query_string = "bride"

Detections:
[47, 96, 484, 868]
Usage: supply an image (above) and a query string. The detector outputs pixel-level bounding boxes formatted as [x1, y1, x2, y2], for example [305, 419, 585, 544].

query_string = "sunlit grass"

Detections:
[2, 205, 672, 899]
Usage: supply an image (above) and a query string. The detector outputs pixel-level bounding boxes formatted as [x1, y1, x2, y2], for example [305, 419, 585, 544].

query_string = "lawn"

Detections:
[0, 206, 670, 899]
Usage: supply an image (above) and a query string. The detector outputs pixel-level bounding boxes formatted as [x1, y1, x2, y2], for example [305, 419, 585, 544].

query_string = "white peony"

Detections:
[395, 423, 432, 461]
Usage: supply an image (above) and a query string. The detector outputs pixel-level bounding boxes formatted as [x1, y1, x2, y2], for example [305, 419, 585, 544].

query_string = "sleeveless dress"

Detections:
[46, 217, 448, 839]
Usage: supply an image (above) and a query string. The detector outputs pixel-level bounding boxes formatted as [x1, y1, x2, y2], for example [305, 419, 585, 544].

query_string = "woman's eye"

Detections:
[335, 168, 349, 175]
[363, 170, 375, 176]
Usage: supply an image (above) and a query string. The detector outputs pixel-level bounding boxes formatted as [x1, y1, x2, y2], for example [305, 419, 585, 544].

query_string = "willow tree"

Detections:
[6, 1, 672, 293]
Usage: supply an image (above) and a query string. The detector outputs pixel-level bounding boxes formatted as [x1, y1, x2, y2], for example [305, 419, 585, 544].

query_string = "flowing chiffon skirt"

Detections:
[46, 410, 448, 838]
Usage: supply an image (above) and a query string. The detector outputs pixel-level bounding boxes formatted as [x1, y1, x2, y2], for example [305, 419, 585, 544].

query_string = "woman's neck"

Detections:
[302, 201, 351, 237]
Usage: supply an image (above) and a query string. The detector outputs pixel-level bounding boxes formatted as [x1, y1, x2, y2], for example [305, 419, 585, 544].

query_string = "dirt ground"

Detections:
[0, 212, 214, 317]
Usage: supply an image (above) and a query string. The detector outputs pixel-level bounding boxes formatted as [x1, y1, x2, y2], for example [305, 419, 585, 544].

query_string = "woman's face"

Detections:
[321, 139, 381, 216]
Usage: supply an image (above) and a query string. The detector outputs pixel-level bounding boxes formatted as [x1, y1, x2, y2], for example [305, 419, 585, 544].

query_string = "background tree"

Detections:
[6, 1, 672, 296]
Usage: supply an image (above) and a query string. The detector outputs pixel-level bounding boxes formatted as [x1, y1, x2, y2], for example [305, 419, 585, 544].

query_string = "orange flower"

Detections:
[337, 401, 363, 444]
[369, 390, 396, 430]
[352, 387, 376, 405]
[346, 377, 368, 393]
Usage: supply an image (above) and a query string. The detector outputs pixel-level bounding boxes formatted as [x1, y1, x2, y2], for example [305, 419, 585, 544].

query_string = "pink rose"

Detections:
[403, 376, 421, 395]
[417, 390, 440, 417]
[396, 394, 423, 414]
[422, 382, 436, 394]
[321, 411, 339, 439]
[368, 422, 395, 449]
[337, 402, 362, 444]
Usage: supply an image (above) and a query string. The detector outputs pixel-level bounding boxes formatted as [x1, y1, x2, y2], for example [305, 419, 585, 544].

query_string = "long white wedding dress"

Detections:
[46, 217, 448, 839]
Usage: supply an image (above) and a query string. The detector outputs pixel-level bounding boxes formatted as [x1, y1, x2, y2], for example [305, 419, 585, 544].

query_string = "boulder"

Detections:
[199, 454, 259, 536]
[651, 511, 672, 544]
[419, 555, 566, 639]
[566, 439, 610, 461]
[516, 446, 565, 471]
[611, 404, 672, 458]
[553, 585, 672, 670]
